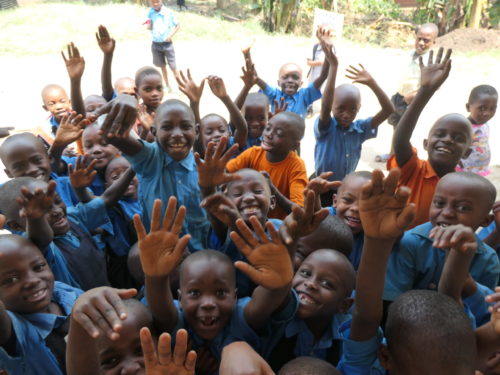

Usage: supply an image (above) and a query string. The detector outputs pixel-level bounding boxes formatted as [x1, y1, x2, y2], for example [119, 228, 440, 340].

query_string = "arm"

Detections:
[101, 167, 136, 207]
[67, 287, 137, 375]
[351, 168, 415, 341]
[476, 288, 500, 367]
[68, 155, 97, 203]
[232, 217, 294, 331]
[62, 43, 85, 117]
[207, 76, 248, 148]
[317, 30, 338, 132]
[393, 48, 452, 167]
[49, 112, 86, 174]
[176, 70, 204, 126]
[312, 27, 331, 90]
[165, 24, 180, 43]
[0, 301, 12, 348]
[133, 198, 191, 333]
[235, 58, 258, 110]
[96, 25, 116, 101]
[17, 181, 58, 249]
[346, 64, 394, 128]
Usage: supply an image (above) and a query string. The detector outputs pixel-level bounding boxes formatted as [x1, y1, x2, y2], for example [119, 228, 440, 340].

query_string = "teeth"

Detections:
[347, 217, 361, 223]
[436, 147, 451, 153]
[170, 144, 185, 148]
[27, 289, 46, 301]
[200, 317, 217, 326]
[299, 293, 316, 305]
[439, 223, 449, 228]
[242, 207, 259, 214]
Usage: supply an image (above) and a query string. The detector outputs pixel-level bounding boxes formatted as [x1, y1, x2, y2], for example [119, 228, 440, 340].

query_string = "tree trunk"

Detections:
[469, 0, 484, 28]
[217, 0, 226, 10]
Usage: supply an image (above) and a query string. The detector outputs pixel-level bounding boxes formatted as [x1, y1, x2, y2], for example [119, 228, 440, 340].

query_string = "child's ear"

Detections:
[378, 344, 391, 370]
[269, 194, 277, 211]
[423, 138, 429, 151]
[462, 147, 472, 159]
[332, 193, 338, 207]
[338, 296, 353, 314]
[42, 104, 48, 112]
[4, 168, 12, 178]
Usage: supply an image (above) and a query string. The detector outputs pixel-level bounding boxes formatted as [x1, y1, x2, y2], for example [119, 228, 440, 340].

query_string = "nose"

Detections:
[23, 271, 41, 290]
[120, 358, 142, 375]
[26, 163, 40, 177]
[441, 205, 455, 218]
[200, 296, 216, 310]
[304, 279, 318, 291]
[241, 191, 256, 203]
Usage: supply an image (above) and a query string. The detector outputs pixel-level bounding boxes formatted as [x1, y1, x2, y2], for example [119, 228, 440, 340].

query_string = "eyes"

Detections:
[12, 155, 46, 172]
[186, 289, 229, 298]
[281, 74, 300, 81]
[1, 261, 48, 286]
[433, 198, 472, 212]
[140, 85, 163, 93]
[432, 130, 467, 143]
[160, 123, 194, 131]
[298, 268, 334, 289]
[100, 345, 143, 370]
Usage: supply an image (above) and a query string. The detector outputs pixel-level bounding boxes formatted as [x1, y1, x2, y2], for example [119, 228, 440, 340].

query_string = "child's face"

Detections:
[84, 96, 107, 119]
[334, 175, 369, 235]
[414, 28, 437, 55]
[294, 231, 330, 271]
[200, 117, 230, 149]
[0, 237, 54, 314]
[83, 126, 120, 171]
[149, 0, 162, 11]
[179, 258, 236, 340]
[225, 170, 275, 225]
[243, 104, 268, 139]
[136, 74, 163, 110]
[42, 87, 71, 122]
[47, 193, 70, 236]
[155, 107, 197, 161]
[115, 78, 136, 97]
[105, 158, 138, 199]
[96, 306, 152, 375]
[332, 89, 361, 128]
[293, 250, 353, 319]
[2, 138, 51, 182]
[429, 175, 491, 231]
[261, 116, 298, 157]
[467, 94, 498, 125]
[424, 115, 472, 172]
[278, 64, 303, 96]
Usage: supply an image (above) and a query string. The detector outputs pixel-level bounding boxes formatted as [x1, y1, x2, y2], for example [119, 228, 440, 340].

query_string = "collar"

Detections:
[285, 314, 348, 347]
[163, 148, 196, 171]
[334, 118, 361, 133]
[413, 148, 439, 180]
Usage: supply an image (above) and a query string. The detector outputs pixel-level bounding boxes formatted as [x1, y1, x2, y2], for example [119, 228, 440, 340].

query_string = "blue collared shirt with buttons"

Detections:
[124, 140, 209, 251]
[314, 116, 376, 182]
[261, 82, 322, 118]
[384, 222, 500, 301]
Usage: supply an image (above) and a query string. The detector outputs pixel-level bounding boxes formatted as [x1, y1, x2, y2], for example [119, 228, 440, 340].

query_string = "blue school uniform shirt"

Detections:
[105, 198, 142, 256]
[314, 116, 376, 182]
[0, 282, 82, 375]
[327, 207, 364, 270]
[479, 221, 500, 254]
[148, 5, 178, 43]
[261, 82, 322, 118]
[51, 173, 81, 207]
[384, 222, 500, 301]
[124, 140, 209, 251]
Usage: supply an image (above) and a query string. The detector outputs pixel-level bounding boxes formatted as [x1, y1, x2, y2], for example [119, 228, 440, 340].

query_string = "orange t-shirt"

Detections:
[387, 148, 439, 228]
[226, 146, 308, 220]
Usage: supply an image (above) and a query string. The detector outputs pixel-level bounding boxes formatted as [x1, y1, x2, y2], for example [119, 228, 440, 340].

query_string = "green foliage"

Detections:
[489, 0, 500, 26]
[347, 0, 402, 19]
[260, 0, 302, 32]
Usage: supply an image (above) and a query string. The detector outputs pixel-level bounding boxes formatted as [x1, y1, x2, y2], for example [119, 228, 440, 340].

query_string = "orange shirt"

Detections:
[387, 148, 439, 228]
[226, 146, 308, 220]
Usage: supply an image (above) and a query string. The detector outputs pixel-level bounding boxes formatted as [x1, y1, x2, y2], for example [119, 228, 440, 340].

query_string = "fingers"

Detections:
[370, 169, 384, 197]
[173, 329, 189, 367]
[249, 215, 268, 243]
[396, 202, 416, 231]
[171, 206, 187, 236]
[428, 49, 434, 65]
[435, 47, 443, 64]
[383, 168, 400, 196]
[133, 214, 147, 241]
[266, 220, 281, 244]
[162, 196, 178, 231]
[150, 199, 163, 232]
[140, 327, 158, 369]
[233, 218, 260, 248]
[234, 261, 260, 284]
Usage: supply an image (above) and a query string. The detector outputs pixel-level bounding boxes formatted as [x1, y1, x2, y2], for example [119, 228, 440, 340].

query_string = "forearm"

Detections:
[70, 78, 86, 116]
[273, 186, 295, 215]
[368, 79, 395, 128]
[221, 96, 247, 147]
[245, 286, 290, 330]
[235, 85, 251, 110]
[107, 135, 143, 156]
[169, 24, 180, 39]
[438, 250, 474, 304]
[318, 64, 337, 130]
[48, 144, 68, 175]
[190, 100, 201, 126]
[145, 275, 178, 332]
[313, 59, 330, 89]
[351, 237, 394, 341]
[66, 317, 100, 375]
[101, 53, 114, 101]
[26, 217, 54, 249]
[73, 187, 94, 203]
[101, 168, 135, 206]
[256, 78, 267, 91]
[0, 307, 12, 346]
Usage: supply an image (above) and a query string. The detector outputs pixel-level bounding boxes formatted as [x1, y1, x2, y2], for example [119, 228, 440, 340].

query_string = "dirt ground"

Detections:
[436, 28, 500, 53]
[1, 13, 499, 195]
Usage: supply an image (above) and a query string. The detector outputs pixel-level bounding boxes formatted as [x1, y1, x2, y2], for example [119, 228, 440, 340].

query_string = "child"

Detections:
[92, 95, 210, 251]
[135, 66, 165, 141]
[388, 48, 474, 227]
[147, 0, 180, 91]
[384, 171, 500, 303]
[115, 77, 136, 97]
[314, 35, 394, 202]
[457, 84, 498, 176]
[135, 197, 296, 374]
[226, 112, 308, 219]
[242, 93, 269, 149]
[253, 27, 331, 118]
[0, 234, 83, 374]
[96, 25, 116, 102]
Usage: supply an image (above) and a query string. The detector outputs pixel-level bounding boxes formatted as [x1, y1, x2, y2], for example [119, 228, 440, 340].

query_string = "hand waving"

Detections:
[346, 64, 374, 86]
[419, 47, 452, 91]
[176, 69, 205, 104]
[17, 180, 57, 220]
[69, 155, 98, 189]
[96, 25, 115, 55]
[62, 42, 85, 81]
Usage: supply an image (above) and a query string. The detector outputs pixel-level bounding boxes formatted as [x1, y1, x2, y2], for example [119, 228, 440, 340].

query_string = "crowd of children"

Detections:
[0, 2, 499, 373]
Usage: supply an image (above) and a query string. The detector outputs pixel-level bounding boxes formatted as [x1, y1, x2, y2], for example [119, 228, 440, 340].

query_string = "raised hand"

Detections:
[137, 104, 155, 131]
[133, 197, 191, 278]
[230, 217, 293, 290]
[140, 327, 196, 375]
[94, 94, 138, 139]
[419, 47, 452, 90]
[195, 137, 240, 189]
[96, 25, 115, 55]
[17, 180, 57, 220]
[346, 64, 374, 86]
[429, 224, 477, 253]
[207, 75, 228, 99]
[240, 62, 258, 88]
[176, 69, 205, 104]
[305, 171, 341, 195]
[62, 42, 85, 81]
[53, 111, 86, 148]
[317, 27, 337, 67]
[359, 168, 416, 240]
[69, 155, 98, 189]
[71, 286, 137, 340]
[201, 192, 242, 226]
[273, 98, 289, 115]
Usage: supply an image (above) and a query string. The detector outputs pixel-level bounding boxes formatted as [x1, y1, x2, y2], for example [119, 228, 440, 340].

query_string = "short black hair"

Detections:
[200, 113, 228, 129]
[273, 112, 305, 140]
[41, 84, 67, 101]
[305, 215, 353, 257]
[244, 92, 269, 108]
[278, 357, 341, 375]
[135, 66, 162, 87]
[439, 171, 496, 211]
[0, 133, 48, 164]
[180, 250, 235, 285]
[468, 84, 498, 104]
[155, 99, 195, 125]
[416, 22, 439, 37]
[0, 177, 43, 221]
[386, 290, 476, 371]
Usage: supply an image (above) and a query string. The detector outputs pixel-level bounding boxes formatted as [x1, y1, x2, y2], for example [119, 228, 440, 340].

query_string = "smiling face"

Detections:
[332, 85, 361, 128]
[243, 103, 268, 139]
[136, 74, 163, 110]
[1, 134, 51, 182]
[293, 249, 354, 321]
[334, 174, 370, 235]
[225, 169, 275, 225]
[278, 63, 303, 96]
[179, 256, 236, 341]
[155, 103, 197, 161]
[200, 115, 230, 149]
[429, 173, 493, 231]
[261, 115, 299, 159]
[424, 114, 472, 176]
[467, 94, 498, 125]
[42, 86, 71, 123]
[0, 235, 54, 314]
[105, 157, 138, 199]
[414, 26, 437, 55]
[83, 125, 120, 171]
